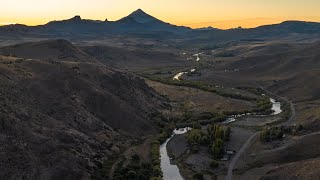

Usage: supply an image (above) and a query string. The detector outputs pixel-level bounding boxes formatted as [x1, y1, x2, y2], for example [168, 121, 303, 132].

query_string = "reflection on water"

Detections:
[173, 72, 187, 81]
[223, 98, 282, 124]
[193, 53, 202, 61]
[160, 128, 191, 180]
[270, 98, 282, 115]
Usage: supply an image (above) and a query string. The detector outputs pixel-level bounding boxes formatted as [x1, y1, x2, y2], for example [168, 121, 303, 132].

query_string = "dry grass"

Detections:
[146, 79, 255, 114]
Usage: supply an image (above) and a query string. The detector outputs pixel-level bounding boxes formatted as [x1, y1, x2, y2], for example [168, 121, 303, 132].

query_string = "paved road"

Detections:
[226, 84, 296, 180]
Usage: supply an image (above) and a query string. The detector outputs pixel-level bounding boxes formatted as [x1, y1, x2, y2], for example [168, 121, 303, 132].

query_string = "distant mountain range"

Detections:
[0, 9, 190, 36]
[1, 9, 320, 40]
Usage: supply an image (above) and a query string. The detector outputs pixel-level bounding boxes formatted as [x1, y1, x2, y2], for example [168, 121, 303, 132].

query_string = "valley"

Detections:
[0, 8, 319, 180]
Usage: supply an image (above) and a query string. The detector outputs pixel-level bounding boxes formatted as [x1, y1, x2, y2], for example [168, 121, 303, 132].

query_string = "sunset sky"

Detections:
[1, 0, 320, 29]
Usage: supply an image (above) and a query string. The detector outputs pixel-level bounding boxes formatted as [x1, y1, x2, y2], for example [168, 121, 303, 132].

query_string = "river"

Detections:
[160, 128, 191, 180]
[270, 98, 282, 115]
[173, 72, 187, 81]
[160, 97, 282, 179]
[223, 98, 282, 124]
[193, 52, 203, 62]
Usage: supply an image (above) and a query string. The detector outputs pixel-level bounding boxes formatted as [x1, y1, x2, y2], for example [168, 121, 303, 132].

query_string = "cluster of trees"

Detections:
[186, 125, 231, 159]
[113, 155, 155, 180]
[187, 129, 208, 153]
[260, 127, 283, 142]
[152, 113, 175, 143]
[149, 119, 177, 179]
[150, 141, 162, 179]
[261, 124, 304, 142]
[256, 97, 273, 114]
[236, 86, 264, 96]
[92, 155, 119, 180]
[216, 89, 256, 101]
[176, 112, 227, 128]
[208, 125, 231, 159]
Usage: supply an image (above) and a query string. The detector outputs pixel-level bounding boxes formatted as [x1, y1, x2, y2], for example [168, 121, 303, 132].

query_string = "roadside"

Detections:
[226, 83, 296, 180]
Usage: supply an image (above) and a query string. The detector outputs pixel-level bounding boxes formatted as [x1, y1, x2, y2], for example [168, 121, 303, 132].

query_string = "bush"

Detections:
[150, 177, 162, 180]
[187, 129, 206, 145]
[215, 52, 234, 57]
[193, 173, 204, 180]
[224, 127, 231, 141]
[210, 160, 219, 169]
[152, 165, 162, 177]
[260, 126, 284, 142]
[256, 97, 273, 113]
[127, 170, 137, 178]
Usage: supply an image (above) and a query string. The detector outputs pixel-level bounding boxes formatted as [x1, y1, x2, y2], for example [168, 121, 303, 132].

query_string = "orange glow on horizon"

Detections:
[0, 0, 320, 29]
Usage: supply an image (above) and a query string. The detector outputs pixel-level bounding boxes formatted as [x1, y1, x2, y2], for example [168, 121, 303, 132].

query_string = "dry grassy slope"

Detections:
[236, 132, 320, 180]
[218, 42, 320, 179]
[81, 45, 189, 71]
[0, 47, 166, 179]
[216, 42, 320, 101]
[228, 42, 320, 75]
[0, 39, 97, 63]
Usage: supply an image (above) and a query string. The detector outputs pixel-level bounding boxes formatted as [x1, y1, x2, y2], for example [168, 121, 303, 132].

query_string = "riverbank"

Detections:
[166, 126, 256, 179]
[160, 128, 191, 180]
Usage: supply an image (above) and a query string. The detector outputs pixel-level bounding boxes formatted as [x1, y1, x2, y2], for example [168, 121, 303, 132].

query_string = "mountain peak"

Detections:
[126, 9, 158, 23]
[131, 9, 147, 15]
[70, 15, 82, 21]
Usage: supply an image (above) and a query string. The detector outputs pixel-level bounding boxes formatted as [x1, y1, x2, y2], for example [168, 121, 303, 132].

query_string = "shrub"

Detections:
[152, 165, 162, 177]
[127, 170, 137, 178]
[210, 160, 219, 169]
[150, 177, 162, 180]
[193, 173, 204, 180]
[260, 126, 284, 142]
[224, 127, 231, 141]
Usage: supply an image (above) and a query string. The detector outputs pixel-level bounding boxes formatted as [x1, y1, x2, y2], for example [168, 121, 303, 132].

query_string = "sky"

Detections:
[1, 0, 320, 29]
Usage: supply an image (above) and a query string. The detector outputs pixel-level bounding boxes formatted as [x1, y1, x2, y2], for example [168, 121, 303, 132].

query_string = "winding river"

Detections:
[223, 98, 282, 123]
[159, 98, 282, 179]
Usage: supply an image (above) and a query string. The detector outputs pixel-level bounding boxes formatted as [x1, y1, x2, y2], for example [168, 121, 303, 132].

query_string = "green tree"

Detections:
[224, 127, 231, 141]
[152, 165, 162, 177]
[212, 138, 224, 159]
[215, 126, 224, 140]
[260, 127, 269, 142]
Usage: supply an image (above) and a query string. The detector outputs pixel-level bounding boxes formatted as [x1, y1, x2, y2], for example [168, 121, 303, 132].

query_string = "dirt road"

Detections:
[226, 84, 296, 180]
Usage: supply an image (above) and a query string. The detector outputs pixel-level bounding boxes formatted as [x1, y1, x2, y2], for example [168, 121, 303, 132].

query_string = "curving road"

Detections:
[226, 132, 258, 180]
[255, 83, 296, 125]
[226, 83, 296, 180]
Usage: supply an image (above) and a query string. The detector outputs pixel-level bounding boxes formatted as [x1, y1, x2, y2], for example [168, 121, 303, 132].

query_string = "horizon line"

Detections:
[1, 8, 320, 30]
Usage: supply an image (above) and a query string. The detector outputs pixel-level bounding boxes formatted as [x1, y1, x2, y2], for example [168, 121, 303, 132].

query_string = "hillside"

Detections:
[225, 42, 320, 100]
[81, 45, 190, 70]
[0, 41, 167, 179]
[0, 39, 97, 63]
